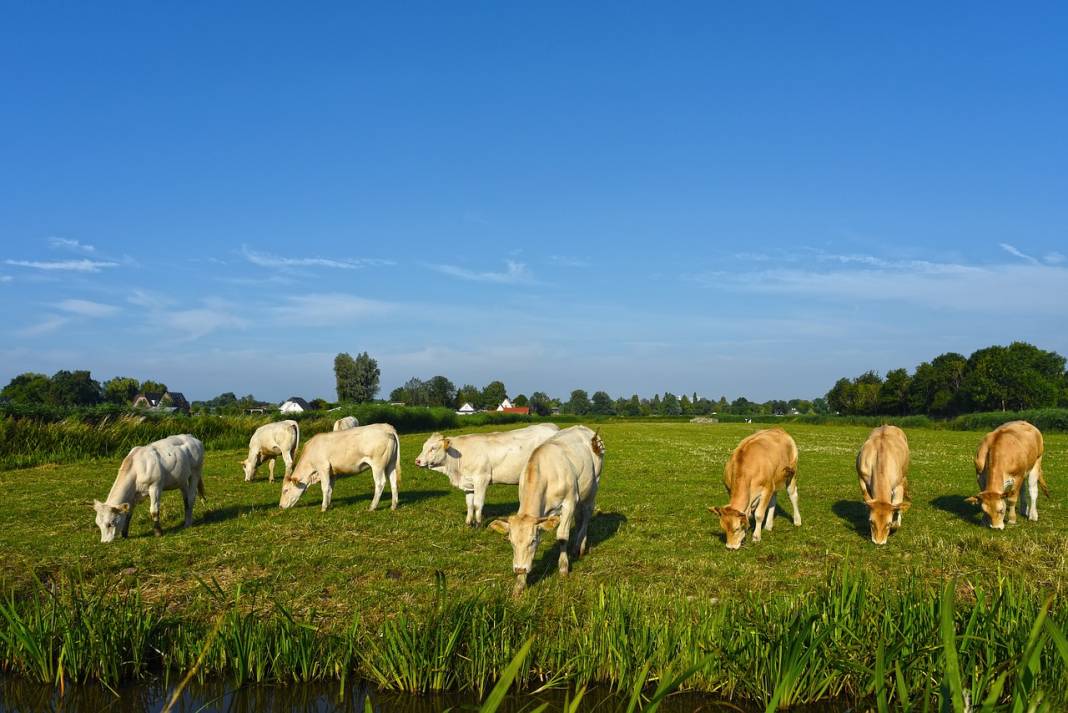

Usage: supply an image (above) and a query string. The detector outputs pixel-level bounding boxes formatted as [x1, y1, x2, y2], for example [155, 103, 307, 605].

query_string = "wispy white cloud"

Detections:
[48, 237, 96, 254]
[165, 307, 246, 341]
[0, 275, 11, 283]
[1044, 252, 1065, 265]
[272, 293, 398, 326]
[430, 260, 538, 285]
[4, 258, 119, 273]
[15, 315, 69, 338]
[550, 255, 591, 268]
[127, 289, 173, 310]
[241, 245, 394, 270]
[55, 299, 120, 317]
[999, 242, 1039, 265]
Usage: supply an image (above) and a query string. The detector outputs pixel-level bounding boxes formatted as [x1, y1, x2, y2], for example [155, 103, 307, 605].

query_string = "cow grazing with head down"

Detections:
[241, 420, 299, 483]
[93, 434, 205, 542]
[856, 425, 911, 545]
[279, 423, 401, 512]
[708, 428, 800, 550]
[415, 423, 560, 526]
[968, 420, 1047, 529]
[333, 416, 360, 431]
[490, 426, 604, 594]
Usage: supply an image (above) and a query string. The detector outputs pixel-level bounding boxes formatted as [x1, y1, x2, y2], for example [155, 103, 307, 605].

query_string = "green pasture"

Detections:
[2, 421, 1065, 624]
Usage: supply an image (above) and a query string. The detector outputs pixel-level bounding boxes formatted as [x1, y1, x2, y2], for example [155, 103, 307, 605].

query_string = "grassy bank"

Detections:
[2, 571, 1066, 709]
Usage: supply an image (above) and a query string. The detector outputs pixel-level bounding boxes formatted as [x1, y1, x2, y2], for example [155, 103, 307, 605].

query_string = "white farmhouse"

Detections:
[279, 397, 311, 414]
[456, 402, 476, 415]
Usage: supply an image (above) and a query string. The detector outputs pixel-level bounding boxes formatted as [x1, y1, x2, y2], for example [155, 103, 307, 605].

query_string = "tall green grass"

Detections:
[2, 571, 1065, 709]
[0, 405, 552, 469]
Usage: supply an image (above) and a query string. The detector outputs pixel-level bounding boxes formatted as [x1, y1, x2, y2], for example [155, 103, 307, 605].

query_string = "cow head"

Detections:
[239, 456, 258, 482]
[591, 431, 606, 456]
[278, 471, 313, 509]
[864, 498, 910, 545]
[415, 433, 451, 468]
[489, 514, 560, 591]
[965, 491, 1009, 529]
[93, 500, 130, 543]
[708, 506, 748, 549]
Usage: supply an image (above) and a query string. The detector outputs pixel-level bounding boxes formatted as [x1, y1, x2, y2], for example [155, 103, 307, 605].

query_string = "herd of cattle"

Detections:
[92, 417, 1048, 590]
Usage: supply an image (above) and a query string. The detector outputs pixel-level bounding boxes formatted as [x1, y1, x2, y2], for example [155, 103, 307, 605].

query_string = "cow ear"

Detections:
[441, 438, 451, 451]
[708, 506, 722, 516]
[538, 515, 560, 531]
[895, 501, 911, 513]
[964, 496, 980, 505]
[93, 499, 105, 511]
[116, 503, 130, 513]
[863, 496, 876, 507]
[489, 519, 509, 534]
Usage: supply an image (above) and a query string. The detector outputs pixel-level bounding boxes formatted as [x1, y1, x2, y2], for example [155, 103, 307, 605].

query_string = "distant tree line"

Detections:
[0, 371, 169, 408]
[826, 342, 1068, 417]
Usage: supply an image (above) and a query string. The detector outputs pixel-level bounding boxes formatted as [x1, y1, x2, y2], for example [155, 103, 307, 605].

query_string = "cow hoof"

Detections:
[391, 504, 398, 511]
[153, 528, 163, 538]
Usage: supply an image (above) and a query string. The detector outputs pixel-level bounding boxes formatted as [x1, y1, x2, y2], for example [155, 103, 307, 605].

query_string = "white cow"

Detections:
[490, 426, 604, 593]
[415, 423, 560, 526]
[333, 416, 360, 431]
[279, 423, 401, 512]
[93, 434, 205, 542]
[241, 420, 300, 482]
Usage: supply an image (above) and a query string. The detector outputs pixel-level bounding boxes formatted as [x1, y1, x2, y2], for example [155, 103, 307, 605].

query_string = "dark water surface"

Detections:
[0, 677, 836, 712]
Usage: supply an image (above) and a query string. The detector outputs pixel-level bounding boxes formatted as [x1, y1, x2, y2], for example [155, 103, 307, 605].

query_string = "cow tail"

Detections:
[291, 421, 301, 459]
[1039, 468, 1051, 498]
[197, 475, 207, 501]
[391, 429, 402, 486]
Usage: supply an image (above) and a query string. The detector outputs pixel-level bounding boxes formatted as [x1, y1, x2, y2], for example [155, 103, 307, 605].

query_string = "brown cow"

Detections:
[856, 425, 911, 545]
[967, 420, 1047, 529]
[708, 428, 800, 549]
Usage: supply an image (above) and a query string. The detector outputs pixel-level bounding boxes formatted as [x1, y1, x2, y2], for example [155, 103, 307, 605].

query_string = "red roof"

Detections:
[501, 407, 530, 415]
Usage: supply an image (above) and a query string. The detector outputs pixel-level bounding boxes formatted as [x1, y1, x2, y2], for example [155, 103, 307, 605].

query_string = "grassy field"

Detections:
[2, 421, 1067, 707]
[1, 421, 1066, 620]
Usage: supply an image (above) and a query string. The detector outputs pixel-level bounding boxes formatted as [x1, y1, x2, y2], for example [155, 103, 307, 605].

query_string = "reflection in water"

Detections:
[0, 677, 799, 712]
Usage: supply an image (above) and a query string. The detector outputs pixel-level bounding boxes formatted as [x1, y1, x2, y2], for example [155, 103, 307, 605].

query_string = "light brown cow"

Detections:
[279, 423, 401, 512]
[856, 425, 911, 545]
[967, 420, 1047, 529]
[333, 416, 360, 431]
[708, 428, 800, 549]
[490, 426, 604, 593]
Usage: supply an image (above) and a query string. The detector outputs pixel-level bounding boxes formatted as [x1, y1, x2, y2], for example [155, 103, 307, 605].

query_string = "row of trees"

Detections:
[0, 371, 168, 408]
[827, 342, 1068, 416]
[557, 390, 831, 417]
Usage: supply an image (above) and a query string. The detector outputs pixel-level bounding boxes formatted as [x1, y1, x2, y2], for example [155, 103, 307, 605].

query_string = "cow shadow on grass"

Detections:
[831, 499, 870, 540]
[525, 512, 627, 589]
[479, 501, 520, 521]
[930, 494, 983, 526]
[318, 488, 451, 510]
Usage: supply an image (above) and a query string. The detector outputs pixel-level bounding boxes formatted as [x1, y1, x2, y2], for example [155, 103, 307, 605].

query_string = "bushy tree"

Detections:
[661, 392, 681, 416]
[528, 391, 552, 416]
[566, 389, 591, 415]
[878, 368, 911, 415]
[103, 376, 140, 405]
[402, 377, 428, 406]
[335, 352, 379, 403]
[139, 380, 168, 394]
[480, 380, 508, 410]
[512, 394, 528, 406]
[456, 384, 480, 409]
[48, 370, 102, 407]
[1, 372, 52, 404]
[591, 390, 615, 415]
[426, 376, 457, 408]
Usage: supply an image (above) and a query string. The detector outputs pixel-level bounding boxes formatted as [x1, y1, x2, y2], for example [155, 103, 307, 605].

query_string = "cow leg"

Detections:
[472, 481, 488, 526]
[891, 485, 904, 530]
[1026, 463, 1041, 521]
[1006, 488, 1020, 525]
[751, 490, 769, 543]
[787, 478, 801, 527]
[149, 486, 163, 537]
[368, 466, 386, 511]
[464, 492, 476, 526]
[557, 503, 575, 575]
[321, 470, 334, 512]
[121, 502, 134, 538]
[764, 493, 778, 531]
[268, 458, 276, 483]
[388, 455, 399, 511]
[573, 504, 593, 558]
[183, 485, 196, 528]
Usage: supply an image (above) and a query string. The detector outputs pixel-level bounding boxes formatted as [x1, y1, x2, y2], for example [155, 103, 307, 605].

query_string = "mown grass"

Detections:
[0, 422, 1066, 707]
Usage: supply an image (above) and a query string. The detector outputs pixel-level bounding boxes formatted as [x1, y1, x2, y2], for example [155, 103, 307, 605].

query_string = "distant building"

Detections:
[456, 402, 476, 415]
[279, 397, 311, 414]
[500, 406, 530, 415]
[132, 391, 190, 414]
[495, 398, 514, 411]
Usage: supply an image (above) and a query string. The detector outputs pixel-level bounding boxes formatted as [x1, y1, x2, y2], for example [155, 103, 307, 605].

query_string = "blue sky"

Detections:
[2, 3, 1066, 402]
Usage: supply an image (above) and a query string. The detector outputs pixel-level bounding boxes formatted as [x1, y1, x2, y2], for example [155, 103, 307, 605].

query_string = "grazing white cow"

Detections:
[93, 434, 205, 542]
[415, 423, 560, 526]
[708, 428, 800, 550]
[333, 416, 360, 431]
[279, 423, 401, 512]
[968, 420, 1047, 529]
[241, 420, 300, 482]
[490, 426, 604, 593]
[856, 425, 911, 545]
